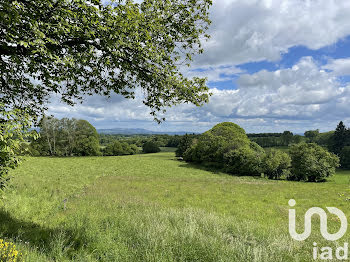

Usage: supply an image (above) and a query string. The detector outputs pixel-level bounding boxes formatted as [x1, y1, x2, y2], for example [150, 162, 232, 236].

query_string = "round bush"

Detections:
[186, 122, 251, 166]
[224, 142, 265, 176]
[288, 143, 339, 182]
[262, 149, 291, 180]
[142, 141, 161, 153]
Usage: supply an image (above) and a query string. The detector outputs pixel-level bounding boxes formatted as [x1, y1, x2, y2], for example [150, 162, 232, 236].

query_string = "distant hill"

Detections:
[97, 128, 195, 135]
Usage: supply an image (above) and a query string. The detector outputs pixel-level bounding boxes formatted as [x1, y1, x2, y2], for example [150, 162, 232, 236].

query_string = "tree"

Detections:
[175, 134, 194, 157]
[304, 129, 320, 143]
[340, 146, 350, 169]
[332, 121, 347, 154]
[288, 143, 339, 182]
[31, 117, 101, 156]
[73, 120, 100, 156]
[281, 131, 294, 146]
[224, 142, 265, 176]
[37, 116, 60, 156]
[292, 135, 303, 144]
[0, 106, 37, 189]
[1, 0, 212, 121]
[262, 149, 291, 180]
[142, 141, 160, 153]
[129, 144, 139, 155]
[185, 122, 251, 166]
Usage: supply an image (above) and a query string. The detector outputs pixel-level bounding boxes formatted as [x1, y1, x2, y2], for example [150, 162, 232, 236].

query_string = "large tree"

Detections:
[1, 0, 212, 121]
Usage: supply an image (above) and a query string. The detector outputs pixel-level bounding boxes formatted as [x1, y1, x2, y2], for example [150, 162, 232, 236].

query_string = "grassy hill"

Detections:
[1, 152, 350, 261]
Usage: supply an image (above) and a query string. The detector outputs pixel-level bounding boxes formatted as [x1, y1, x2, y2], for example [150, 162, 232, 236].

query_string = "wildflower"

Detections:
[0, 238, 22, 262]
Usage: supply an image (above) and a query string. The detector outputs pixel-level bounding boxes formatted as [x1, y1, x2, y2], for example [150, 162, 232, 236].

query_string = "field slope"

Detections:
[1, 152, 350, 261]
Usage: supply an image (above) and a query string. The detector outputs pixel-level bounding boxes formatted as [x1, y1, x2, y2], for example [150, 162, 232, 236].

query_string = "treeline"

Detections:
[248, 131, 303, 147]
[28, 117, 101, 156]
[100, 134, 184, 147]
[176, 122, 339, 182]
[25, 117, 141, 157]
[23, 117, 187, 157]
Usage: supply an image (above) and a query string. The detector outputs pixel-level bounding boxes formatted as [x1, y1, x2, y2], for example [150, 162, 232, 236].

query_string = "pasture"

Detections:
[1, 152, 350, 261]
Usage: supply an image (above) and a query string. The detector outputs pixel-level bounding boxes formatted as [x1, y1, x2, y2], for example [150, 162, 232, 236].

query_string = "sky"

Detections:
[48, 0, 350, 133]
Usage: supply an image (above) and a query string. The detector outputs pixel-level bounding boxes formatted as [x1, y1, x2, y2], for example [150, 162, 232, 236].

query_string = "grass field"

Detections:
[1, 152, 350, 261]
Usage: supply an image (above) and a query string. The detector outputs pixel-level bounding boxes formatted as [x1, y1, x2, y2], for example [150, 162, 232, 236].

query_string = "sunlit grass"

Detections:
[1, 153, 350, 261]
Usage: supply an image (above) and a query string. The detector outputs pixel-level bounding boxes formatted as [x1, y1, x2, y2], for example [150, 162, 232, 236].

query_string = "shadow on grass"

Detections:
[177, 160, 333, 183]
[0, 209, 86, 259]
[177, 161, 267, 181]
[178, 161, 224, 175]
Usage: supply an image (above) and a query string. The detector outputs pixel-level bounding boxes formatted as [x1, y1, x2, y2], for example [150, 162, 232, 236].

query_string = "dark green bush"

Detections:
[129, 144, 139, 155]
[185, 122, 251, 167]
[176, 134, 194, 157]
[224, 142, 265, 176]
[340, 146, 350, 169]
[288, 143, 339, 182]
[142, 141, 161, 153]
[262, 149, 291, 179]
[104, 141, 138, 156]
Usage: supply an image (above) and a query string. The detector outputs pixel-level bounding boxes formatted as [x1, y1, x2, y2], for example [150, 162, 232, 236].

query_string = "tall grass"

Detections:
[1, 153, 350, 261]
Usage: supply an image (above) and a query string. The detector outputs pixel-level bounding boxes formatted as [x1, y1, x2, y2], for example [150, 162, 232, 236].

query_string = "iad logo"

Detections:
[288, 199, 347, 241]
[288, 199, 349, 260]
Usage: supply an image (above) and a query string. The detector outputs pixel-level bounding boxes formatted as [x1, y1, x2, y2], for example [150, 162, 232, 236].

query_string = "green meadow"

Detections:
[1, 152, 350, 261]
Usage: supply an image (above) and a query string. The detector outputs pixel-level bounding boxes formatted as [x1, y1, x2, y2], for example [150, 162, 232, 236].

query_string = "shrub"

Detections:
[142, 141, 161, 153]
[288, 143, 339, 182]
[0, 239, 21, 262]
[104, 141, 139, 156]
[104, 141, 123, 156]
[176, 134, 194, 157]
[223, 142, 265, 176]
[262, 149, 291, 179]
[129, 144, 139, 155]
[186, 122, 251, 166]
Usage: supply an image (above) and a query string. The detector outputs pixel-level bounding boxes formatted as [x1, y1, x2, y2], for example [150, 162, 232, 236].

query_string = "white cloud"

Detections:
[185, 65, 242, 83]
[195, 0, 350, 66]
[323, 58, 350, 76]
[48, 57, 349, 133]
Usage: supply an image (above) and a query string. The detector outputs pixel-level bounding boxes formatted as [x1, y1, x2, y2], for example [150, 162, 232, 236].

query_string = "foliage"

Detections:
[175, 134, 196, 157]
[314, 131, 334, 148]
[185, 122, 250, 166]
[100, 134, 185, 148]
[288, 143, 339, 182]
[142, 141, 160, 153]
[262, 149, 291, 180]
[0, 239, 21, 262]
[304, 129, 319, 143]
[1, 0, 212, 121]
[0, 106, 37, 189]
[340, 146, 350, 169]
[249, 131, 304, 148]
[103, 141, 138, 156]
[31, 117, 100, 156]
[223, 142, 265, 176]
[73, 120, 101, 156]
[332, 121, 347, 154]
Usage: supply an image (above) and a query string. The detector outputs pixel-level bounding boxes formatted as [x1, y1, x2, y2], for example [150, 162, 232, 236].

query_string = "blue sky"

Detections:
[49, 0, 350, 134]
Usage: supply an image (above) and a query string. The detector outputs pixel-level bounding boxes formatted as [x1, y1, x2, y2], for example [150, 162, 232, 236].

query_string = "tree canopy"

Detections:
[1, 0, 212, 121]
[30, 117, 100, 156]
